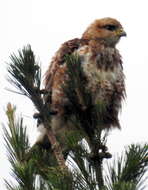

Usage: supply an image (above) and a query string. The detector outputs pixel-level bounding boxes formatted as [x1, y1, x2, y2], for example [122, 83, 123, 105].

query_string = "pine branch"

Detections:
[64, 54, 111, 155]
[3, 103, 36, 190]
[7, 45, 44, 113]
[3, 103, 30, 163]
[7, 45, 67, 171]
[6, 46, 148, 190]
[4, 103, 73, 190]
[69, 144, 99, 190]
[64, 54, 112, 189]
[105, 143, 148, 190]
[122, 144, 148, 183]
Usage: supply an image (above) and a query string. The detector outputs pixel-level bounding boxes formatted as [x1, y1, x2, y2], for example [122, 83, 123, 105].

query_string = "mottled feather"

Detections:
[43, 18, 126, 150]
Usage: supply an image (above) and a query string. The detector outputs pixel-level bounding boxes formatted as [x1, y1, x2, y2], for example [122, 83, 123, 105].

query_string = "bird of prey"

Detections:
[37, 17, 126, 153]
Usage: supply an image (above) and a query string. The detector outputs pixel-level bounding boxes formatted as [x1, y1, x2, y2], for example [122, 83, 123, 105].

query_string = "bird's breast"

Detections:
[75, 45, 125, 104]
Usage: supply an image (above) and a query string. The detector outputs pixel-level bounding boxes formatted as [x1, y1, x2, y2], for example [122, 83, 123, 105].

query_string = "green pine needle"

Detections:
[3, 103, 30, 163]
[105, 143, 148, 190]
[4, 47, 148, 190]
[7, 45, 41, 97]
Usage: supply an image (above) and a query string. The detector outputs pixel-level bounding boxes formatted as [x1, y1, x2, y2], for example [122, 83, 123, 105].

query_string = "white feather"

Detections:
[36, 124, 47, 143]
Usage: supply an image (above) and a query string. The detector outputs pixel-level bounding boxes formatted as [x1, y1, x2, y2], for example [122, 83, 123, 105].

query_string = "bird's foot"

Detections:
[89, 151, 112, 161]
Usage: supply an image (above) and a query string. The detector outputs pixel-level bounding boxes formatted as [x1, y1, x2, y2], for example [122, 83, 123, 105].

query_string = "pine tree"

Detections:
[3, 45, 148, 190]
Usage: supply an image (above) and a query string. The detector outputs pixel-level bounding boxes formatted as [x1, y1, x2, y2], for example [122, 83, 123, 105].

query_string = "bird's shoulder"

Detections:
[44, 38, 89, 90]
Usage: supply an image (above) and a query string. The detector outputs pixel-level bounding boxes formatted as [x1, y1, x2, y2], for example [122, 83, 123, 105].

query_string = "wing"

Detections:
[44, 38, 88, 109]
[44, 38, 83, 90]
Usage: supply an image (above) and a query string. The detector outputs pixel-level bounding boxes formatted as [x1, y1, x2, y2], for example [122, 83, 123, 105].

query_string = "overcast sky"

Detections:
[0, 0, 148, 189]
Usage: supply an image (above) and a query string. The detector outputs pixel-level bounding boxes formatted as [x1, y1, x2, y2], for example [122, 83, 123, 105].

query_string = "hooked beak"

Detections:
[116, 29, 127, 37]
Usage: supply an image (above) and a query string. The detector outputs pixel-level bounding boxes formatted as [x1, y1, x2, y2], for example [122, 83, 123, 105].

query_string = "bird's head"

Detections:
[82, 17, 126, 47]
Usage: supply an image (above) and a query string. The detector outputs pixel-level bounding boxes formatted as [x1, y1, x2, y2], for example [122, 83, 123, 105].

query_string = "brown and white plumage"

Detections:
[39, 18, 126, 150]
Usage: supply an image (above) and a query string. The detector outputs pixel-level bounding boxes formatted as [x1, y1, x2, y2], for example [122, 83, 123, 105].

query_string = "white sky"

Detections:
[0, 0, 148, 189]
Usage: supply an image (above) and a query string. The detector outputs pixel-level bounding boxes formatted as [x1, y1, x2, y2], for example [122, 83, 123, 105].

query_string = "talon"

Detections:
[89, 151, 112, 161]
[100, 145, 108, 152]
[105, 152, 112, 159]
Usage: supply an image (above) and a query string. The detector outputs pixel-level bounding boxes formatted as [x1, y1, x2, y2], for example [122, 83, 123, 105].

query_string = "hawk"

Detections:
[37, 18, 126, 153]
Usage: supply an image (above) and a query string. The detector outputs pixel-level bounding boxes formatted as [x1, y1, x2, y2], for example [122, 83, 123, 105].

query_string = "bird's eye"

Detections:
[103, 24, 117, 31]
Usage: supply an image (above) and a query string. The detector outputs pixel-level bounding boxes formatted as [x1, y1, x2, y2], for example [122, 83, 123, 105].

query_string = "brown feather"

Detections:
[42, 18, 126, 151]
